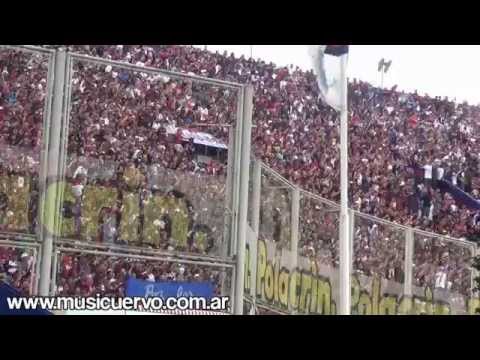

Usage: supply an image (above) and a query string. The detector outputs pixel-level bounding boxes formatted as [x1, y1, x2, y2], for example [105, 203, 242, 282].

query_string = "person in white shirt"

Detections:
[423, 164, 433, 188]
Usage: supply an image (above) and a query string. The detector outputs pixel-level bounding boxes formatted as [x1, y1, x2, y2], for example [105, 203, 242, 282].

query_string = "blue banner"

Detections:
[0, 281, 51, 316]
[411, 165, 480, 211]
[437, 179, 480, 211]
[125, 278, 214, 299]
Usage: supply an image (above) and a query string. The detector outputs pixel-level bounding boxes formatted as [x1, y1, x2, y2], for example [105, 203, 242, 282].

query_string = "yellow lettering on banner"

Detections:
[379, 295, 397, 315]
[143, 194, 165, 247]
[289, 269, 300, 311]
[120, 191, 140, 245]
[167, 197, 189, 248]
[143, 194, 188, 248]
[248, 239, 477, 315]
[310, 275, 318, 314]
[317, 279, 332, 315]
[273, 260, 280, 305]
[357, 293, 372, 315]
[193, 230, 207, 253]
[413, 298, 427, 315]
[351, 276, 360, 314]
[0, 175, 30, 231]
[397, 297, 413, 315]
[256, 240, 267, 298]
[299, 272, 312, 314]
[167, 197, 189, 249]
[468, 298, 480, 315]
[434, 303, 451, 315]
[123, 165, 145, 189]
[425, 288, 434, 315]
[60, 182, 76, 237]
[81, 185, 118, 241]
[371, 277, 380, 315]
[264, 262, 275, 302]
[278, 269, 289, 309]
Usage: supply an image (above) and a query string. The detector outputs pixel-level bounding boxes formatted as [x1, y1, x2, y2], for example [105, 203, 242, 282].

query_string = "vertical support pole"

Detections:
[471, 244, 478, 299]
[233, 85, 253, 315]
[249, 160, 262, 313]
[29, 248, 38, 295]
[39, 49, 67, 296]
[34, 247, 42, 295]
[223, 126, 235, 257]
[37, 50, 56, 240]
[338, 53, 351, 315]
[349, 209, 355, 270]
[229, 265, 236, 315]
[289, 187, 300, 315]
[231, 88, 245, 257]
[50, 249, 58, 296]
[404, 228, 414, 298]
[57, 53, 73, 222]
[222, 104, 239, 300]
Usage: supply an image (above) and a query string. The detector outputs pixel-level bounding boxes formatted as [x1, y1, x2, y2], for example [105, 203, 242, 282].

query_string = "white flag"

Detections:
[308, 45, 349, 112]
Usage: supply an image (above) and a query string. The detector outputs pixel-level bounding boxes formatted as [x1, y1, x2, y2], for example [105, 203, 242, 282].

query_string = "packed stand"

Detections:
[0, 49, 47, 234]
[63, 46, 480, 240]
[55, 252, 227, 298]
[0, 246, 36, 295]
[0, 45, 478, 296]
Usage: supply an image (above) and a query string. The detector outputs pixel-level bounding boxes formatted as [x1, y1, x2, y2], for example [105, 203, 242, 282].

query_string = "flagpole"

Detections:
[338, 52, 351, 315]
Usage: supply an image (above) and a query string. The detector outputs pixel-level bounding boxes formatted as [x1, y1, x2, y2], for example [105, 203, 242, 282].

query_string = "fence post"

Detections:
[224, 87, 244, 304]
[404, 228, 414, 298]
[39, 49, 67, 296]
[233, 85, 253, 314]
[472, 244, 479, 298]
[289, 186, 300, 314]
[223, 126, 235, 258]
[50, 249, 58, 296]
[349, 209, 355, 271]
[249, 160, 262, 313]
[34, 247, 42, 295]
[222, 126, 236, 300]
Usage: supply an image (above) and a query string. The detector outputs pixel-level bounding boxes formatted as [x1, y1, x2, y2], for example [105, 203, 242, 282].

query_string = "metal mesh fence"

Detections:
[259, 167, 292, 250]
[58, 55, 241, 261]
[0, 47, 52, 236]
[53, 246, 233, 311]
[247, 164, 479, 315]
[0, 241, 39, 295]
[412, 231, 474, 314]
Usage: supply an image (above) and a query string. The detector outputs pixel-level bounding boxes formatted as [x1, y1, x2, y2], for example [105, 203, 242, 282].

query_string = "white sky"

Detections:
[197, 45, 480, 105]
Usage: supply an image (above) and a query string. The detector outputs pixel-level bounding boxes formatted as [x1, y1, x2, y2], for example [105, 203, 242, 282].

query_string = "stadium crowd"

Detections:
[0, 246, 35, 295]
[0, 45, 478, 299]
[55, 253, 226, 298]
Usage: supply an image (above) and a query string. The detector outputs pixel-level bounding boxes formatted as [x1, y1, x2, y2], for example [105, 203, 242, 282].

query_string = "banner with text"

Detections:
[125, 278, 214, 299]
[245, 233, 480, 315]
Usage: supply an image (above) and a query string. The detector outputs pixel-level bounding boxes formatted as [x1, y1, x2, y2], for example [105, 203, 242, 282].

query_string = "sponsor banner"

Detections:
[245, 230, 479, 315]
[125, 278, 214, 299]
